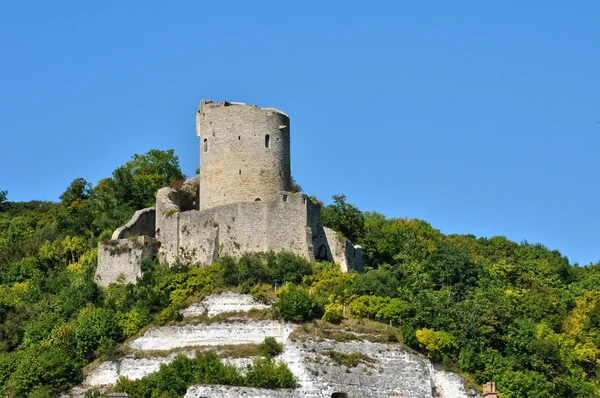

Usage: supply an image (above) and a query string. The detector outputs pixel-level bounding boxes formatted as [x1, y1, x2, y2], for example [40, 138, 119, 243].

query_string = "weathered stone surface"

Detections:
[95, 237, 158, 287]
[112, 208, 156, 240]
[128, 320, 292, 352]
[197, 101, 291, 211]
[324, 227, 363, 273]
[180, 291, 270, 318]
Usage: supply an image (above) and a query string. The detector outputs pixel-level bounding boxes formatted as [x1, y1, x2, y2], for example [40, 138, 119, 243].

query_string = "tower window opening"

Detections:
[238, 136, 241, 140]
[255, 198, 261, 202]
[282, 194, 288, 202]
[265, 134, 270, 148]
[239, 170, 241, 174]
[203, 139, 208, 152]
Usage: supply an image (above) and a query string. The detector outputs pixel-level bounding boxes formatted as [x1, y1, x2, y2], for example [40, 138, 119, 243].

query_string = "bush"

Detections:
[415, 328, 458, 362]
[4, 345, 81, 396]
[259, 337, 284, 358]
[245, 358, 297, 388]
[267, 251, 312, 284]
[322, 304, 343, 324]
[275, 285, 323, 323]
[74, 307, 123, 360]
[115, 350, 295, 395]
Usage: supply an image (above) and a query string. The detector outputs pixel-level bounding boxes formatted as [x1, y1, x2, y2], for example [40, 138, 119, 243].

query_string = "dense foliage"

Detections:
[1, 148, 599, 397]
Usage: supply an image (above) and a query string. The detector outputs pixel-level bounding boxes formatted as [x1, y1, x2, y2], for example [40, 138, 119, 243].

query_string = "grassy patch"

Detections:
[323, 350, 376, 368]
[289, 319, 405, 344]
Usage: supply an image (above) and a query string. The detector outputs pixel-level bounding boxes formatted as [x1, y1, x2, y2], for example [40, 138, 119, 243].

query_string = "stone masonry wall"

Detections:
[155, 190, 363, 271]
[196, 101, 291, 211]
[112, 208, 156, 240]
[163, 193, 312, 265]
[96, 237, 158, 287]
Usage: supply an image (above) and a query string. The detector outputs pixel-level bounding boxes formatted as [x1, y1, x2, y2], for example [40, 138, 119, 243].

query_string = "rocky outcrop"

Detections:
[180, 291, 270, 317]
[65, 292, 479, 398]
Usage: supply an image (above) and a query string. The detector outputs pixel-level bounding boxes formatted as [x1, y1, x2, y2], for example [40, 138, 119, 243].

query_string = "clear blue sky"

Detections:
[0, 1, 598, 265]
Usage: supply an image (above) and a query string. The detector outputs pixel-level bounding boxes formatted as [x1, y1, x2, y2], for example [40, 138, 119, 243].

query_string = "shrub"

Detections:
[245, 358, 297, 388]
[259, 337, 284, 358]
[157, 305, 181, 325]
[415, 328, 458, 362]
[275, 285, 323, 323]
[250, 283, 272, 303]
[322, 304, 343, 324]
[386, 328, 398, 342]
[74, 307, 123, 360]
[267, 251, 312, 284]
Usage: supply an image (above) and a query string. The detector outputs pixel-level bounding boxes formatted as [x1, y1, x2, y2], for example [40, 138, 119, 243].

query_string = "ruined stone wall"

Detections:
[162, 193, 312, 265]
[112, 208, 156, 240]
[96, 237, 158, 287]
[324, 227, 363, 273]
[155, 191, 364, 272]
[196, 100, 291, 211]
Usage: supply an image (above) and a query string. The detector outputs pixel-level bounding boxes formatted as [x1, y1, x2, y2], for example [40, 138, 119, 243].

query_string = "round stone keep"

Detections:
[196, 100, 291, 211]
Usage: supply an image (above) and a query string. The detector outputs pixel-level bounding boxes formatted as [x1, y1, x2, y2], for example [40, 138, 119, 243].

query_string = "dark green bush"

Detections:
[259, 337, 284, 358]
[274, 285, 323, 323]
[245, 358, 296, 388]
[74, 307, 123, 360]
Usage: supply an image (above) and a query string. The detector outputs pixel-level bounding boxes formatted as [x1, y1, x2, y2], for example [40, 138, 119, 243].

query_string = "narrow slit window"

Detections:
[203, 138, 208, 152]
[265, 134, 270, 148]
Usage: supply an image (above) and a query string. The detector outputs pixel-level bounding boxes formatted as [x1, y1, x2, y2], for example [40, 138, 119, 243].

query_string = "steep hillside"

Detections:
[66, 292, 478, 398]
[1, 149, 599, 397]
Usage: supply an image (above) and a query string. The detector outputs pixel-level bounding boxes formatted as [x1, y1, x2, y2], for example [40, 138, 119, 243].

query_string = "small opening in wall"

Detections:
[255, 198, 261, 202]
[239, 170, 242, 174]
[302, 197, 306, 204]
[203, 139, 208, 152]
[265, 134, 270, 148]
[282, 194, 288, 202]
[317, 245, 328, 261]
[238, 136, 241, 140]
[331, 393, 348, 398]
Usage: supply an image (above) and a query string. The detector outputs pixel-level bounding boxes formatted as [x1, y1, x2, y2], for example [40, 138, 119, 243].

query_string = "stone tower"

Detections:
[196, 100, 291, 211]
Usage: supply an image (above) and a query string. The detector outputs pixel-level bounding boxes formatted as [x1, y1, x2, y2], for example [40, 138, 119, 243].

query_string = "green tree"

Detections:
[321, 194, 365, 243]
[110, 149, 185, 209]
[0, 190, 7, 211]
[59, 178, 92, 206]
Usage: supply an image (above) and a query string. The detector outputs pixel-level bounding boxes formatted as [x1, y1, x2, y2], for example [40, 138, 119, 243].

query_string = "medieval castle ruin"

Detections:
[95, 100, 363, 286]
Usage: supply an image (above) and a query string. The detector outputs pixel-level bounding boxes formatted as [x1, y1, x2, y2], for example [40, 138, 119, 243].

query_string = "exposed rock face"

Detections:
[128, 321, 292, 351]
[66, 292, 479, 398]
[180, 291, 270, 317]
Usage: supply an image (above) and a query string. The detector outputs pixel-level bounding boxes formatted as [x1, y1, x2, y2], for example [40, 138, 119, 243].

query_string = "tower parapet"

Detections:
[196, 100, 291, 211]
